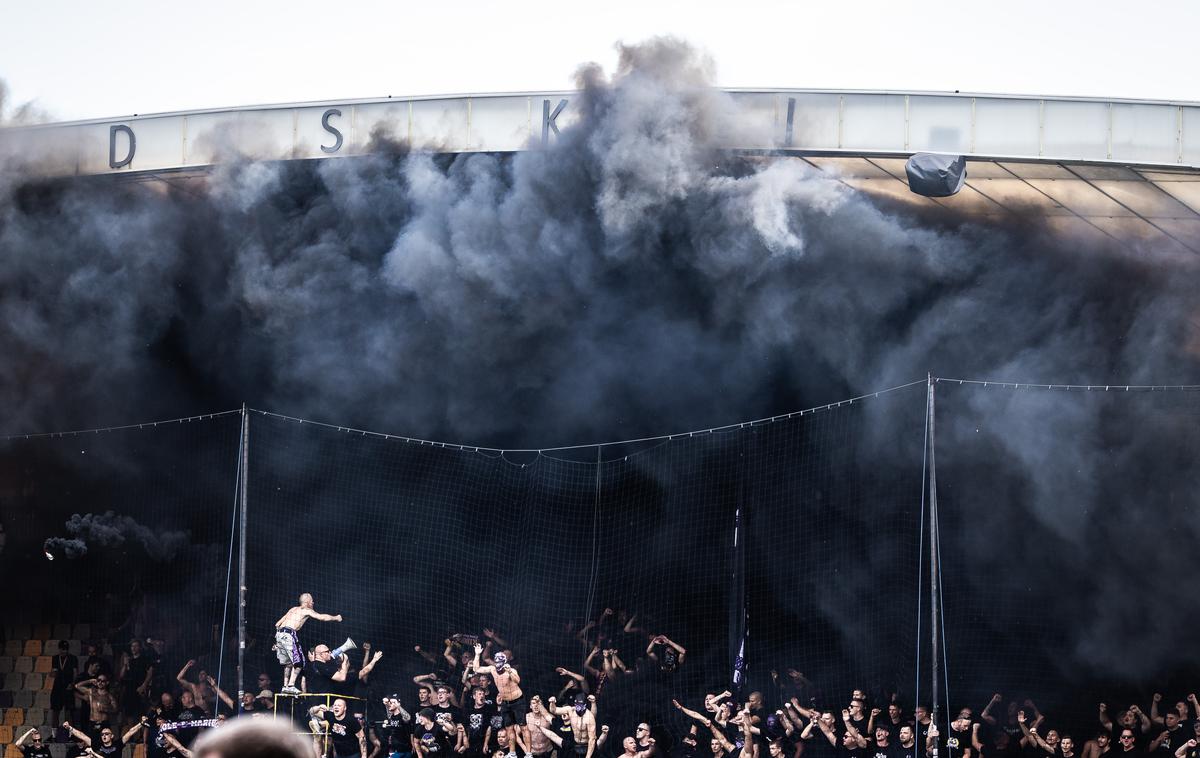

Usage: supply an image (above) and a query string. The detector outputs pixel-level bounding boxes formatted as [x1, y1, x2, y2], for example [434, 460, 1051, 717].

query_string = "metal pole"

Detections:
[237, 405, 250, 713]
[926, 376, 941, 728]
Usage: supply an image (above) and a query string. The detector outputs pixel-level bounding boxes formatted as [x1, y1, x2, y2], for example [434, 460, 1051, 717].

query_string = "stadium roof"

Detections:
[2, 88, 1199, 251]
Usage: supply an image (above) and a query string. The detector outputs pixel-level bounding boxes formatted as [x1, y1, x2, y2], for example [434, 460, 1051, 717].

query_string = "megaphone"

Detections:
[331, 637, 357, 660]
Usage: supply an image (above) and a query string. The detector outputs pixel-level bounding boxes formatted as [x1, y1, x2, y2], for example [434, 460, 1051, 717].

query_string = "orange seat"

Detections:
[0, 725, 12, 743]
[33, 657, 52, 674]
[31, 626, 51, 641]
[4, 743, 20, 758]
[21, 642, 40, 657]
[42, 675, 54, 692]
[3, 708, 24, 726]
[132, 744, 147, 758]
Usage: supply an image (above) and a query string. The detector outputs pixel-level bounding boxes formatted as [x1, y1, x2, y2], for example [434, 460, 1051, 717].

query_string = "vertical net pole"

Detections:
[237, 405, 250, 713]
[926, 377, 942, 730]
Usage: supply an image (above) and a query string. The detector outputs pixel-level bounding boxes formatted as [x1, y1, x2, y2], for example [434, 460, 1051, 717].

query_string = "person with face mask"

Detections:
[548, 694, 598, 758]
[471, 643, 530, 758]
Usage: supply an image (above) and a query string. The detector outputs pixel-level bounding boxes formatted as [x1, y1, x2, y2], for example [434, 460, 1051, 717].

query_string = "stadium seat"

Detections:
[0, 724, 11, 742]
[3, 673, 23, 691]
[23, 673, 42, 691]
[72, 625, 90, 641]
[22, 641, 41, 657]
[0, 692, 12, 708]
[53, 625, 71, 641]
[4, 707, 24, 725]
[42, 675, 53, 692]
[25, 708, 44, 727]
[3, 743, 19, 758]
[34, 657, 52, 674]
[31, 626, 51, 642]
[14, 657, 32, 674]
[34, 691, 50, 710]
[0, 657, 12, 674]
[43, 640, 59, 656]
[13, 691, 33, 708]
[5, 626, 29, 642]
[67, 640, 82, 656]
[132, 744, 147, 758]
[3, 642, 21, 658]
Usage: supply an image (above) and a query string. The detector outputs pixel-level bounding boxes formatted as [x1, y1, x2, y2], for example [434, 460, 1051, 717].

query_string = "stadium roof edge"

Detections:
[3, 88, 1200, 133]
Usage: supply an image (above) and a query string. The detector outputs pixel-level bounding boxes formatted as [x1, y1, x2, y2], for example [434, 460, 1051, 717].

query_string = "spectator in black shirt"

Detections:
[1118, 729, 1144, 758]
[371, 693, 414, 758]
[311, 699, 368, 758]
[15, 728, 53, 758]
[414, 708, 460, 758]
[895, 726, 918, 758]
[50, 641, 79, 730]
[64, 720, 146, 757]
[1151, 713, 1188, 756]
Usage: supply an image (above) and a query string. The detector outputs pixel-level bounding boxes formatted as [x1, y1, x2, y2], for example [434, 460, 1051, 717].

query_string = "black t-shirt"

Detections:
[377, 712, 414, 752]
[52, 654, 79, 690]
[308, 660, 341, 694]
[554, 714, 576, 750]
[324, 712, 364, 757]
[655, 645, 680, 673]
[22, 745, 53, 758]
[174, 704, 211, 747]
[92, 739, 125, 757]
[1153, 728, 1186, 754]
[841, 747, 866, 758]
[868, 744, 892, 758]
[465, 704, 496, 748]
[417, 725, 454, 756]
[433, 705, 461, 728]
[891, 743, 919, 758]
[122, 654, 154, 687]
[807, 732, 840, 758]
[849, 719, 870, 741]
[941, 727, 972, 758]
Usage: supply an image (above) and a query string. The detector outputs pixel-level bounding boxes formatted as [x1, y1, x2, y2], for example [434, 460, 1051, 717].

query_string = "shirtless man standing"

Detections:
[549, 694, 597, 758]
[472, 643, 529, 757]
[274, 593, 343, 695]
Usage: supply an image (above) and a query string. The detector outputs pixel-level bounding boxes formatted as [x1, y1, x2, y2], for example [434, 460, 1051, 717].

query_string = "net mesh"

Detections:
[0, 379, 1196, 752]
[0, 413, 242, 709]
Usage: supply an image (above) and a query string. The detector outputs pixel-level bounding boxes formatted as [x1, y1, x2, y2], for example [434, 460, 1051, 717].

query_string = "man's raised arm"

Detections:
[305, 608, 343, 623]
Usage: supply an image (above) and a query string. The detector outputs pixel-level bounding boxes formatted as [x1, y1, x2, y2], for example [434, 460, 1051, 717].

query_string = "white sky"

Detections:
[2, 0, 1198, 123]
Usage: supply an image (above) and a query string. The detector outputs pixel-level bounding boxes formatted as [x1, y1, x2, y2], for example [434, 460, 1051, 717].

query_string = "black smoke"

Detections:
[2, 38, 1200, 719]
[44, 510, 190, 561]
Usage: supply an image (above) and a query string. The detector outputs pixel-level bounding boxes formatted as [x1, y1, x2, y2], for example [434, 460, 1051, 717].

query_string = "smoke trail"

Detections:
[44, 511, 190, 561]
[1, 38, 1199, 695]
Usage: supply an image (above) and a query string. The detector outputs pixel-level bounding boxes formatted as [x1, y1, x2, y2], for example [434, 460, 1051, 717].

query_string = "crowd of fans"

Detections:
[8, 600, 1199, 758]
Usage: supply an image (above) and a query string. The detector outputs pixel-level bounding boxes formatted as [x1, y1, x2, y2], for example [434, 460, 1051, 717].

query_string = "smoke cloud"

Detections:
[44, 511, 190, 561]
[2, 38, 1200, 705]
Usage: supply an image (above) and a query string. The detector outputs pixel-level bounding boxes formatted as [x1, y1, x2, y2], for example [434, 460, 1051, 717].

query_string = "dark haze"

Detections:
[2, 38, 1199, 721]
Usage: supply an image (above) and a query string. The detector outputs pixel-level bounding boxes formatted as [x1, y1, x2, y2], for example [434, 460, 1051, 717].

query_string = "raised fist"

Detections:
[601, 726, 610, 733]
[991, 694, 1003, 704]
[1099, 703, 1108, 712]
[871, 708, 882, 717]
[474, 643, 483, 654]
[588, 695, 596, 703]
[1154, 694, 1163, 703]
